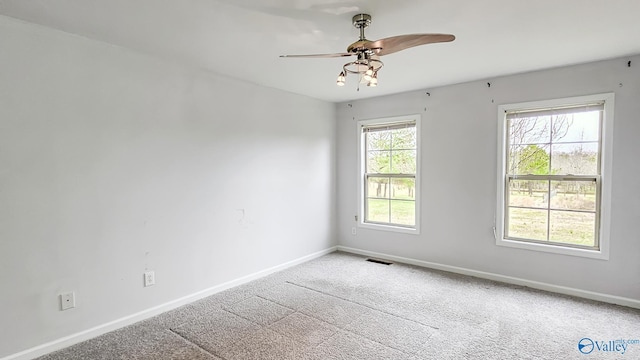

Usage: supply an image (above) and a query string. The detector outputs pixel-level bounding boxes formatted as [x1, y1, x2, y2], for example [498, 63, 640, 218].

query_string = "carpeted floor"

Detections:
[37, 251, 640, 359]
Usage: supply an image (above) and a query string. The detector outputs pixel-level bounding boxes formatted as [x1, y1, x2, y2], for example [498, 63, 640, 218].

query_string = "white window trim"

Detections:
[495, 93, 614, 260]
[357, 114, 421, 235]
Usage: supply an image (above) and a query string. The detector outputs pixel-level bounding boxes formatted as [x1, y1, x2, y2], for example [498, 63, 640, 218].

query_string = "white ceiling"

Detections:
[1, 0, 639, 103]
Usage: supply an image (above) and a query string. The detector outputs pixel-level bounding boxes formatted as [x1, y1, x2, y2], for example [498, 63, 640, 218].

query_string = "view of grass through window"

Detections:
[505, 105, 602, 248]
[364, 123, 416, 227]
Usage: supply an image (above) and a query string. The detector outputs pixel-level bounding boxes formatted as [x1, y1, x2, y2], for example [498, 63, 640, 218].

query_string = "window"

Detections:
[359, 115, 420, 233]
[496, 94, 614, 259]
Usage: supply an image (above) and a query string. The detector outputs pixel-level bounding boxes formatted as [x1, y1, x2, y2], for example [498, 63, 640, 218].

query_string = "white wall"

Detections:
[337, 55, 640, 301]
[0, 16, 336, 358]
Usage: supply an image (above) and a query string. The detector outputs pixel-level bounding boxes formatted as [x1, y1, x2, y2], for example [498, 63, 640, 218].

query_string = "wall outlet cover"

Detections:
[144, 271, 155, 287]
[60, 292, 76, 311]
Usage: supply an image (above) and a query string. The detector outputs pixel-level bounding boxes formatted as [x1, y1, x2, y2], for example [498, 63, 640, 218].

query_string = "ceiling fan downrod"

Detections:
[352, 13, 372, 41]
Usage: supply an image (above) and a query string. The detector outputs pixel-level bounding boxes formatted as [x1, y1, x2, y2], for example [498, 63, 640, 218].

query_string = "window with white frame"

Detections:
[359, 115, 420, 232]
[496, 93, 614, 258]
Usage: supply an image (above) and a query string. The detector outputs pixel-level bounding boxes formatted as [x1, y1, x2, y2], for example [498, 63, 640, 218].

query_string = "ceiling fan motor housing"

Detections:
[352, 14, 372, 29]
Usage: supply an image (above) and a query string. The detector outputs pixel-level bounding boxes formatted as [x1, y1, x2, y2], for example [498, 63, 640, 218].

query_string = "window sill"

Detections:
[496, 237, 609, 260]
[359, 222, 420, 235]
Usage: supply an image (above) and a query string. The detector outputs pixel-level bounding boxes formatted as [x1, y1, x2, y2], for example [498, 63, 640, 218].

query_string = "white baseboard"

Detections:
[3, 246, 338, 360]
[337, 246, 640, 310]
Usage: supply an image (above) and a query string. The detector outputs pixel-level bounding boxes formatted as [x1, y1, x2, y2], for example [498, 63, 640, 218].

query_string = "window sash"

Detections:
[362, 121, 416, 133]
[503, 175, 601, 249]
[363, 122, 417, 176]
[364, 174, 416, 228]
[507, 174, 599, 181]
[505, 103, 604, 120]
[506, 107, 604, 177]
[365, 173, 416, 178]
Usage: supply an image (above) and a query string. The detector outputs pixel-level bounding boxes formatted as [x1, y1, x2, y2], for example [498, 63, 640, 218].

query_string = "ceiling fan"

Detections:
[280, 14, 455, 87]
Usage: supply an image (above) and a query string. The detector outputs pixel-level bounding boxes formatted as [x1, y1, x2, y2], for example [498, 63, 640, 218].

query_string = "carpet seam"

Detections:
[285, 280, 440, 330]
[255, 292, 363, 334]
[265, 311, 338, 350]
[220, 306, 295, 332]
[170, 308, 266, 359]
[167, 328, 227, 360]
[319, 328, 420, 359]
[255, 294, 298, 312]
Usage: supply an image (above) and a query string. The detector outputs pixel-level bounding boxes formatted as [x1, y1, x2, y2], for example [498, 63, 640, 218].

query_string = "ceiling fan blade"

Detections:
[280, 53, 353, 58]
[364, 34, 455, 56]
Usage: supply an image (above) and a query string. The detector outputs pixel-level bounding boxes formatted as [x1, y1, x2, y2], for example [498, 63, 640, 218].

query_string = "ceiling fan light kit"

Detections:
[281, 13, 455, 89]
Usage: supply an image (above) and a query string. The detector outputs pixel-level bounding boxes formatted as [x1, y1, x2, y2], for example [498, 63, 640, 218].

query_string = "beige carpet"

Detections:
[37, 251, 640, 359]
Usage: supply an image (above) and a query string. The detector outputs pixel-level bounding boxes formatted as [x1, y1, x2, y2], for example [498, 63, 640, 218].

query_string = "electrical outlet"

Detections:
[351, 227, 357, 235]
[144, 271, 155, 287]
[60, 292, 76, 311]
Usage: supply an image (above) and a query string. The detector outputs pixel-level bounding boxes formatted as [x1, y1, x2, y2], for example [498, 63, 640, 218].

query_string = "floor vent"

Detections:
[366, 258, 393, 265]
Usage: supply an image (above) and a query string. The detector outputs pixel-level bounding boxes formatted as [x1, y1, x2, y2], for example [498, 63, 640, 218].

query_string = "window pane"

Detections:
[549, 210, 596, 247]
[507, 207, 548, 241]
[367, 151, 390, 173]
[552, 111, 600, 143]
[390, 200, 415, 226]
[509, 116, 551, 145]
[390, 150, 416, 173]
[367, 131, 391, 150]
[391, 178, 415, 200]
[550, 114, 576, 143]
[550, 181, 596, 211]
[367, 198, 389, 223]
[507, 144, 550, 175]
[391, 127, 416, 149]
[367, 177, 390, 199]
[550, 143, 598, 175]
[508, 180, 549, 209]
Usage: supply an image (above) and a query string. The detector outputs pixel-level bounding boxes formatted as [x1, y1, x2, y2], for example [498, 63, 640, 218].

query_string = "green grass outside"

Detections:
[509, 191, 596, 211]
[367, 198, 415, 226]
[508, 203, 596, 247]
